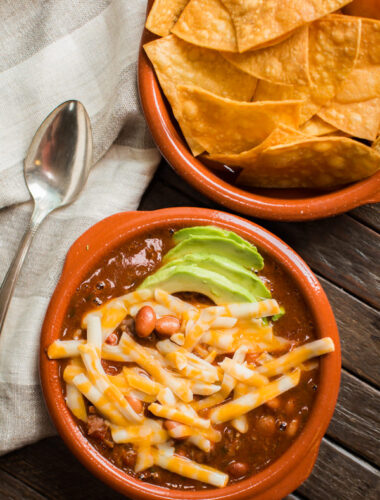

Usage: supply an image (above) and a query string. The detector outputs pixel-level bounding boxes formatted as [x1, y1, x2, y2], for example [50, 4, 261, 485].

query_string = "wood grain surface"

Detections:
[0, 161, 379, 500]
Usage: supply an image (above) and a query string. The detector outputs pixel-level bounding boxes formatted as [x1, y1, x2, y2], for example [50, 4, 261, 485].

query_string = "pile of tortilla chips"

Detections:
[145, 0, 380, 188]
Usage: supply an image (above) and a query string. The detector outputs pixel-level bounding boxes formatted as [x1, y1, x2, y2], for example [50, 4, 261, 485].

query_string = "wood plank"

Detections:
[327, 370, 380, 467]
[0, 437, 126, 500]
[350, 205, 380, 232]
[264, 217, 380, 309]
[0, 469, 47, 500]
[153, 161, 217, 209]
[297, 438, 380, 500]
[139, 177, 201, 211]
[319, 277, 380, 386]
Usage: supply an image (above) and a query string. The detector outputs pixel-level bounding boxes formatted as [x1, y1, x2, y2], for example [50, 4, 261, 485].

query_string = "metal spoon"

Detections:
[0, 100, 93, 333]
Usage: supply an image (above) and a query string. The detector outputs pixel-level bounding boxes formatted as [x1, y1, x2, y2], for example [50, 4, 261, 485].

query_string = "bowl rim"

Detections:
[40, 207, 341, 500]
[138, 6, 380, 222]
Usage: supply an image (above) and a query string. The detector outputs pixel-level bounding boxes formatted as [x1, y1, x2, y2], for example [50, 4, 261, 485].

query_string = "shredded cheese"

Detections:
[49, 288, 334, 489]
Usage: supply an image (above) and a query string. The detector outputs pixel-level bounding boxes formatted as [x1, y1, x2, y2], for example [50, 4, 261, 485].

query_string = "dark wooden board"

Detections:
[298, 438, 380, 500]
[327, 370, 380, 467]
[318, 277, 380, 387]
[265, 217, 380, 310]
[0, 438, 126, 500]
[350, 205, 380, 233]
[0, 470, 47, 500]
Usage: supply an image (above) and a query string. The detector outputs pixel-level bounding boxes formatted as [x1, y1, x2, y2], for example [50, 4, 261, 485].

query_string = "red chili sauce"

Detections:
[59, 226, 319, 490]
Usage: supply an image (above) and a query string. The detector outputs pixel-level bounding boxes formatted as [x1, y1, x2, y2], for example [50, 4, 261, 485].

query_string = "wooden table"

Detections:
[0, 161, 379, 500]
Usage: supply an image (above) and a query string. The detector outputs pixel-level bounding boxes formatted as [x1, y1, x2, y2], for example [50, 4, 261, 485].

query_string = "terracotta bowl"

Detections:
[138, 1, 380, 221]
[40, 207, 341, 500]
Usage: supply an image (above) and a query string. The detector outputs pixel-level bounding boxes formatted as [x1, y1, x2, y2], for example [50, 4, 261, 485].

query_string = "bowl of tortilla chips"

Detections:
[139, 0, 380, 221]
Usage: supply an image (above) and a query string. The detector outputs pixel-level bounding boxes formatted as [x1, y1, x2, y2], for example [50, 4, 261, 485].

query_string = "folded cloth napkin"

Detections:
[0, 0, 160, 455]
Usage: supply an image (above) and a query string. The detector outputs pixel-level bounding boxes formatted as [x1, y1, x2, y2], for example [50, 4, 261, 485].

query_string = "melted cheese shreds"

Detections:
[135, 445, 155, 472]
[219, 358, 270, 387]
[65, 383, 87, 422]
[86, 315, 102, 351]
[231, 383, 249, 433]
[110, 423, 168, 446]
[79, 343, 143, 423]
[152, 448, 229, 488]
[170, 333, 185, 345]
[225, 299, 281, 319]
[47, 339, 85, 359]
[129, 301, 172, 318]
[157, 387, 177, 406]
[50, 286, 336, 489]
[191, 381, 221, 396]
[210, 316, 237, 329]
[256, 338, 334, 377]
[63, 365, 128, 426]
[193, 346, 247, 410]
[148, 403, 211, 429]
[210, 369, 301, 424]
[123, 367, 161, 396]
[188, 435, 212, 453]
[155, 288, 196, 314]
[120, 333, 193, 402]
[101, 344, 132, 362]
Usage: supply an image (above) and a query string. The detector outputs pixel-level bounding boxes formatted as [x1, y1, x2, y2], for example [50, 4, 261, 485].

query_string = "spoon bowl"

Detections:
[0, 100, 93, 333]
[25, 100, 92, 212]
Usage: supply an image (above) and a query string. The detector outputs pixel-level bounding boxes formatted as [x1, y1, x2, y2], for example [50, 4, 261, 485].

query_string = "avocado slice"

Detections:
[173, 226, 254, 249]
[138, 264, 257, 304]
[161, 254, 270, 301]
[164, 236, 264, 271]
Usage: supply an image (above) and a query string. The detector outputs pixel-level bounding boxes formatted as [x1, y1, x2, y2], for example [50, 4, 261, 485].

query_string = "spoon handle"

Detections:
[0, 204, 48, 335]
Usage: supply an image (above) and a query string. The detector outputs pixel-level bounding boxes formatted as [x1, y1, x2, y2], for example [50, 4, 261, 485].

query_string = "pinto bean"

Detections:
[105, 332, 118, 345]
[227, 461, 249, 478]
[285, 397, 296, 416]
[155, 315, 180, 337]
[256, 415, 276, 435]
[246, 352, 260, 364]
[266, 397, 281, 410]
[286, 418, 299, 437]
[125, 394, 143, 414]
[135, 306, 156, 337]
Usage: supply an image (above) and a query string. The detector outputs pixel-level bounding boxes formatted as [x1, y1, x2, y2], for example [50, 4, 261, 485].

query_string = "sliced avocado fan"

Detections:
[163, 236, 264, 271]
[139, 265, 256, 304]
[173, 226, 254, 249]
[160, 254, 270, 301]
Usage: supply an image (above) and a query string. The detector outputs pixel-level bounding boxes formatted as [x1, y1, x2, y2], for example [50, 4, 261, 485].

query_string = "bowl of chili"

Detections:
[40, 207, 340, 499]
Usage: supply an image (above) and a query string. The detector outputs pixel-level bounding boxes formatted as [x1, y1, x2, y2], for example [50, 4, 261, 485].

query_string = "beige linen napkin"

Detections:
[0, 0, 160, 454]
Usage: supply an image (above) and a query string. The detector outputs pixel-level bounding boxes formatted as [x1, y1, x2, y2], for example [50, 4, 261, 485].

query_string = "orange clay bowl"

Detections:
[40, 207, 341, 500]
[138, 2, 380, 222]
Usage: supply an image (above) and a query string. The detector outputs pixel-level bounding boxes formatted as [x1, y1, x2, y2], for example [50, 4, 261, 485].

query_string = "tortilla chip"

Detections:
[144, 35, 257, 156]
[175, 85, 302, 154]
[236, 137, 380, 188]
[146, 0, 189, 37]
[220, 0, 353, 52]
[144, 36, 257, 101]
[343, 0, 380, 20]
[222, 27, 310, 86]
[207, 125, 307, 167]
[171, 0, 237, 52]
[318, 98, 380, 141]
[300, 116, 340, 136]
[335, 19, 380, 103]
[254, 80, 319, 125]
[308, 15, 361, 104]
